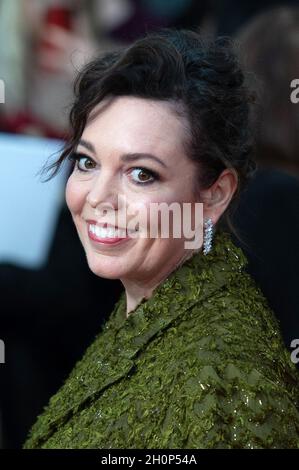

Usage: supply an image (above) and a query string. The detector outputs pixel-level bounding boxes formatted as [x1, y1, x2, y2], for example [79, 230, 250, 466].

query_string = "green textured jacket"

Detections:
[24, 230, 299, 449]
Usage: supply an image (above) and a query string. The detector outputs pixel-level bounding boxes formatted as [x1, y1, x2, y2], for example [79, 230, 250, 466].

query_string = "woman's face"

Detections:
[65, 96, 202, 284]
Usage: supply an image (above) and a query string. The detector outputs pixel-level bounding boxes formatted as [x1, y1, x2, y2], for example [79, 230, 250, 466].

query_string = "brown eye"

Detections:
[77, 156, 96, 171]
[68, 152, 97, 172]
[130, 167, 157, 185]
[137, 169, 151, 181]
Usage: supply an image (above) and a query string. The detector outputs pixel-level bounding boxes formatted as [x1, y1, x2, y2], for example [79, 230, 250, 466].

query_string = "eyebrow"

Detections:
[77, 139, 167, 168]
[77, 139, 95, 153]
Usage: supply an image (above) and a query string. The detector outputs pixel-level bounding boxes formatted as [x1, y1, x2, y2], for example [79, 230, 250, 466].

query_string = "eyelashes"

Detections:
[129, 167, 159, 185]
[68, 152, 96, 172]
[68, 152, 160, 185]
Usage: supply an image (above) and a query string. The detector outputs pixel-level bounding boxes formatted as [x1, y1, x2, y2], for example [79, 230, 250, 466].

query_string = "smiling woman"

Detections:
[24, 28, 299, 449]
[64, 95, 210, 309]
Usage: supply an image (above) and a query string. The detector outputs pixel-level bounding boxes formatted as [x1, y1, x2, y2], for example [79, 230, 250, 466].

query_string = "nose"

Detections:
[86, 170, 119, 213]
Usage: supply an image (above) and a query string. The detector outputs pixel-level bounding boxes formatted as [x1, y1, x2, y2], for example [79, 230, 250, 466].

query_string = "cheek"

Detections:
[128, 191, 183, 235]
[133, 188, 197, 239]
[65, 176, 86, 214]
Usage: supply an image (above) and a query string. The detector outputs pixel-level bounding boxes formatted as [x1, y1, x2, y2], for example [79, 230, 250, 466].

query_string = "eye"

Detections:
[129, 167, 159, 185]
[68, 152, 96, 172]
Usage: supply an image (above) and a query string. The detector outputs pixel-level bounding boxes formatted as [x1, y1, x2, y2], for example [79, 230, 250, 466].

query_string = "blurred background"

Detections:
[0, 0, 299, 449]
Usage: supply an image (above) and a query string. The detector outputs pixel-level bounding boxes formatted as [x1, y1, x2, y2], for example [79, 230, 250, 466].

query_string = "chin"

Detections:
[85, 252, 129, 280]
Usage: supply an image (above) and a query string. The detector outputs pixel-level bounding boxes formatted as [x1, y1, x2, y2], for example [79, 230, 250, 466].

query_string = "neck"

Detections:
[121, 248, 198, 318]
[122, 278, 158, 318]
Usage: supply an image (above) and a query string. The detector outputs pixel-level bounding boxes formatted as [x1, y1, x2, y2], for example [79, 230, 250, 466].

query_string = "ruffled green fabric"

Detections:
[23, 230, 299, 449]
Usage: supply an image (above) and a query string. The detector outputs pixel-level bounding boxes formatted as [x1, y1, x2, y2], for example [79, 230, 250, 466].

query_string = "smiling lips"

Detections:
[86, 220, 133, 245]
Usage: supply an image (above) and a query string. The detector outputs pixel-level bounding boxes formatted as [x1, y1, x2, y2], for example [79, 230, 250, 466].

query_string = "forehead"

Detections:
[82, 96, 189, 157]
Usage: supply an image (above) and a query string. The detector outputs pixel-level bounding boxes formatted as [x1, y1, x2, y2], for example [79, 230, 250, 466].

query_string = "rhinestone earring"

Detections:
[203, 218, 214, 255]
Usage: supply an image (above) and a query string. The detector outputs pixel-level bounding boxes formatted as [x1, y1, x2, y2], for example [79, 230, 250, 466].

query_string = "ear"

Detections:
[199, 168, 238, 224]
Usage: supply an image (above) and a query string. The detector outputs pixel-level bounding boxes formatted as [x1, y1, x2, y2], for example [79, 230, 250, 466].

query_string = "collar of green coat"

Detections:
[28, 230, 248, 446]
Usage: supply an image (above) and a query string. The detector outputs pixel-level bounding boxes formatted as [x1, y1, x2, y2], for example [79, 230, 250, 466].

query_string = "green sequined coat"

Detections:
[24, 230, 299, 449]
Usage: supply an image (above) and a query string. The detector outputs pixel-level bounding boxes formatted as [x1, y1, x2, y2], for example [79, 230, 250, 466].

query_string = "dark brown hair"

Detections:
[41, 28, 256, 230]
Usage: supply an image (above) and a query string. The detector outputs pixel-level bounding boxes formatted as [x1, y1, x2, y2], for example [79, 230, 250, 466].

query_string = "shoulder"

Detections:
[176, 269, 297, 382]
[158, 299, 299, 448]
[154, 277, 299, 447]
[175, 360, 299, 448]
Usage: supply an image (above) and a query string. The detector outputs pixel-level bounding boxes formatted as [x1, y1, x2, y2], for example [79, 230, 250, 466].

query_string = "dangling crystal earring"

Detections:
[203, 218, 214, 255]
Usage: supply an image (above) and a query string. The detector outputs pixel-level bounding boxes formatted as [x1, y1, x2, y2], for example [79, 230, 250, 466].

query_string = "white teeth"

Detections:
[89, 224, 126, 238]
